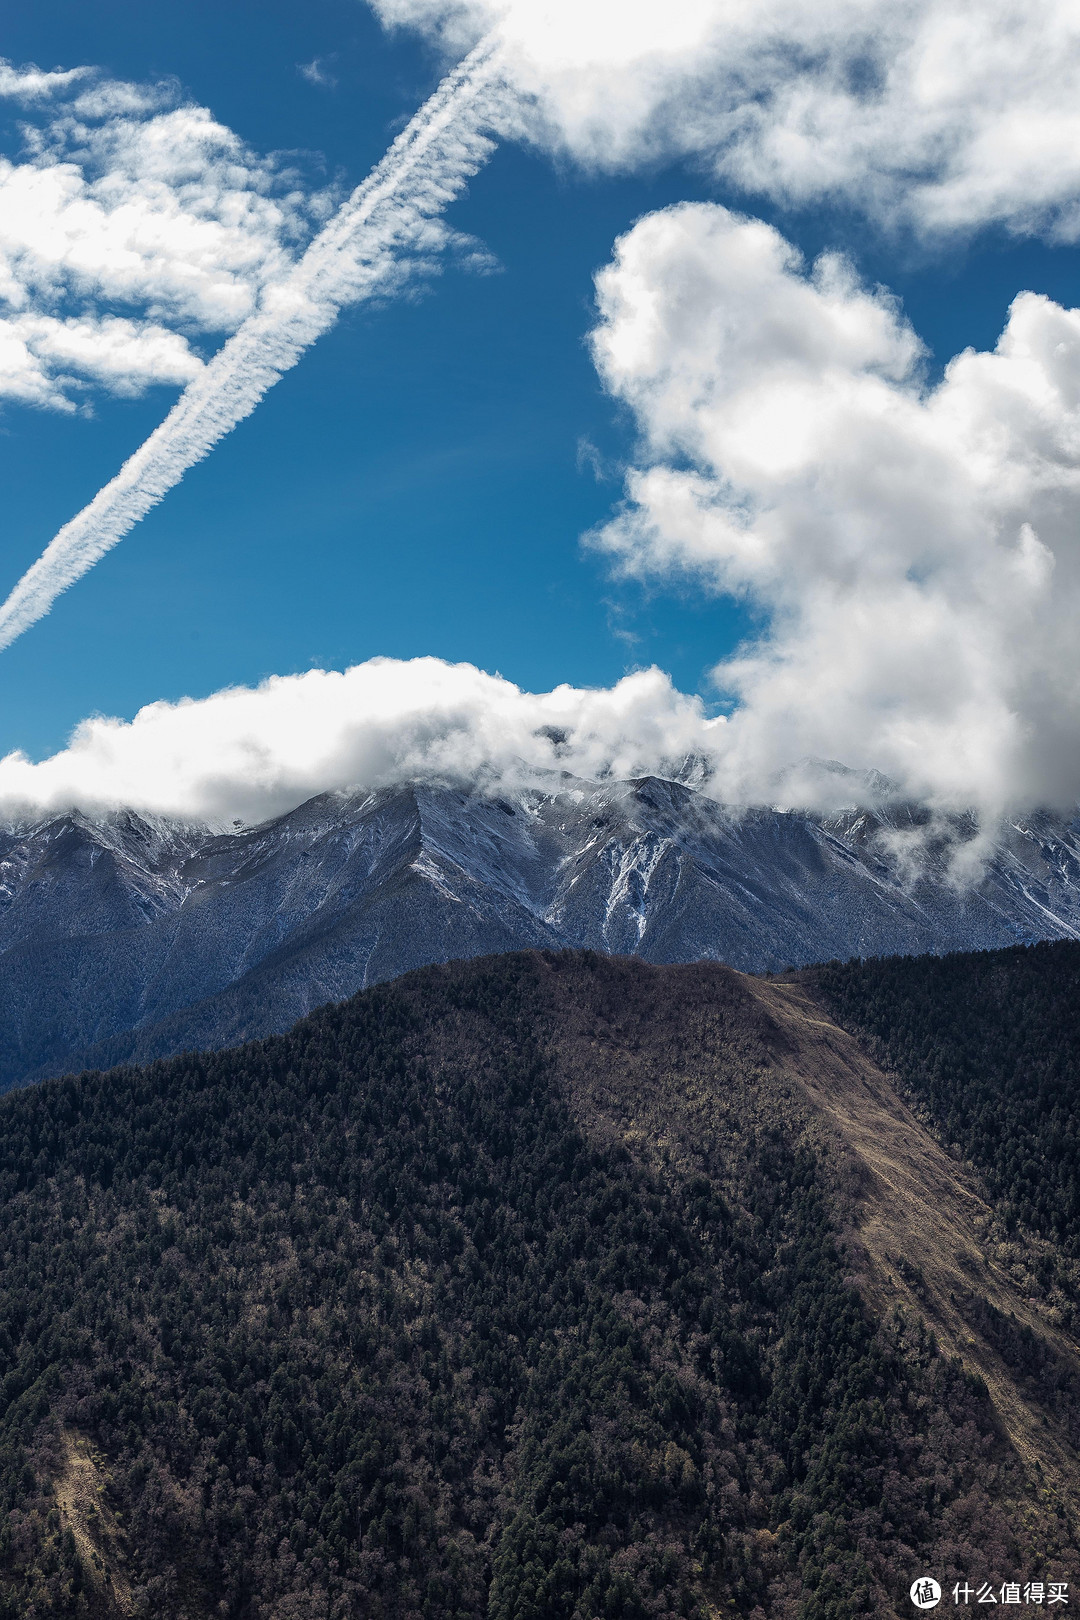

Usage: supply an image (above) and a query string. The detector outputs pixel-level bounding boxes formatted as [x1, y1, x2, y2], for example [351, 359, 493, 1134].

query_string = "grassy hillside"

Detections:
[0, 950, 1075, 1619]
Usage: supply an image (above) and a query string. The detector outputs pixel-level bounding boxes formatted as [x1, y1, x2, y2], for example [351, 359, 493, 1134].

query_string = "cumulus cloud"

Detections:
[587, 201, 1080, 816]
[0, 657, 722, 824]
[0, 313, 202, 410]
[0, 57, 323, 411]
[0, 60, 87, 101]
[370, 0, 1080, 240]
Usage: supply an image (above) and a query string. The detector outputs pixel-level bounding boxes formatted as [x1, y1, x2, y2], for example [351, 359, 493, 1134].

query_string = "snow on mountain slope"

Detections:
[1, 773, 1079, 1089]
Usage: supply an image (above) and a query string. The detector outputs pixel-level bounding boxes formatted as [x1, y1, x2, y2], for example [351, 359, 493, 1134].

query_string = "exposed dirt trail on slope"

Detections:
[53, 1429, 133, 1614]
[749, 977, 1080, 1518]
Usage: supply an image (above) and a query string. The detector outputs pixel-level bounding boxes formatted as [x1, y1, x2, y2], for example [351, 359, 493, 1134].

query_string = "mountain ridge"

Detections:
[2, 773, 1080, 1089]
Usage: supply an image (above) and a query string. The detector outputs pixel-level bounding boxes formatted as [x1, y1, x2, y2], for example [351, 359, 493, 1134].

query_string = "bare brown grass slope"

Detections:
[752, 977, 1080, 1515]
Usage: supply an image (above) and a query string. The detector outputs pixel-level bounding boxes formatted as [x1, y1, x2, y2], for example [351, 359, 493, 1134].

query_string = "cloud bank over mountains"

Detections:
[373, 0, 1080, 240]
[0, 659, 721, 825]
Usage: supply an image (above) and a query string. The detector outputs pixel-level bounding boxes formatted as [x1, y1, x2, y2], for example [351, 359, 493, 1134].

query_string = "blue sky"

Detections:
[1, 0, 1080, 822]
[0, 0, 742, 757]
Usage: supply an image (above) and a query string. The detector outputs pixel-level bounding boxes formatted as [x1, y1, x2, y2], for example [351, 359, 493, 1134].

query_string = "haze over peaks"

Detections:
[0, 660, 722, 825]
[3, 644, 1080, 834]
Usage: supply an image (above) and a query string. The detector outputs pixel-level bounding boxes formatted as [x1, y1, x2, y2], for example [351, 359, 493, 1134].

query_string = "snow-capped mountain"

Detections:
[2, 772, 1079, 1090]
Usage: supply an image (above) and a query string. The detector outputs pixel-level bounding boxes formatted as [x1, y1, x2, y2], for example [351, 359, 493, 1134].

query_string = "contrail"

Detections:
[0, 38, 505, 651]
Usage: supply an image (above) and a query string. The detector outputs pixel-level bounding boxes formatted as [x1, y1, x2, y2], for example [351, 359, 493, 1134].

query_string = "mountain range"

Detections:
[2, 770, 1080, 1089]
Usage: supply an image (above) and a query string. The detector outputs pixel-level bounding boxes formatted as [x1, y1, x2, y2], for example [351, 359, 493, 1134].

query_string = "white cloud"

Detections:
[0, 657, 722, 824]
[0, 312, 202, 410]
[0, 60, 87, 101]
[299, 58, 338, 88]
[0, 58, 325, 412]
[369, 0, 1080, 239]
[588, 202, 1080, 815]
[1, 106, 309, 328]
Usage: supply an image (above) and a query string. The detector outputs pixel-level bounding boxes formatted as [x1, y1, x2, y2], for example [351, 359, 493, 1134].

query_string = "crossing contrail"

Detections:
[0, 37, 505, 651]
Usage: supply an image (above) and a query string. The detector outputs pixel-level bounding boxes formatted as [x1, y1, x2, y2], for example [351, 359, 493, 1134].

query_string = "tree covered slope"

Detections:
[813, 941, 1080, 1260]
[0, 949, 1076, 1619]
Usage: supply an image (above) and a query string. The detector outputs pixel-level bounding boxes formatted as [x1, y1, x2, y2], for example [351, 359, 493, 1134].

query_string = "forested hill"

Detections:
[0, 949, 1078, 1620]
[813, 940, 1080, 1259]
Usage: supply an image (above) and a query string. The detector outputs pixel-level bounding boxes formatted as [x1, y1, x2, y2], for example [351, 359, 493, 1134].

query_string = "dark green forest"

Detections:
[0, 950, 1072, 1619]
[815, 941, 1080, 1258]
